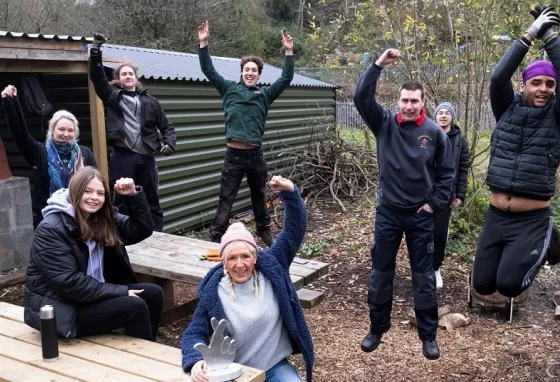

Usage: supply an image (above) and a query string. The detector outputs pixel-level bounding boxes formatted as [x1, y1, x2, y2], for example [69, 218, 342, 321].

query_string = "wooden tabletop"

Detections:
[0, 302, 265, 382]
[126, 232, 329, 290]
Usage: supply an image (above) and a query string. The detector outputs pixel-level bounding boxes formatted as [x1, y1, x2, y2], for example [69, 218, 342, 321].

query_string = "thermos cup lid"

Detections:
[40, 305, 55, 319]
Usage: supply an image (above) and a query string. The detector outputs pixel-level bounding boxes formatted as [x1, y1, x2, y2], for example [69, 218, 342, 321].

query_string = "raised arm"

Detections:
[263, 30, 294, 103]
[1, 87, 43, 166]
[353, 49, 399, 136]
[544, 37, 560, 118]
[114, 182, 154, 245]
[261, 176, 306, 269]
[427, 131, 455, 213]
[197, 21, 234, 96]
[89, 34, 115, 105]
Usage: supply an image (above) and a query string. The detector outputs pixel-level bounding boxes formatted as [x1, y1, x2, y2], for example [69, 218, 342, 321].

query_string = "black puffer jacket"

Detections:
[89, 47, 176, 153]
[487, 94, 560, 200]
[23, 188, 153, 338]
[447, 124, 470, 201]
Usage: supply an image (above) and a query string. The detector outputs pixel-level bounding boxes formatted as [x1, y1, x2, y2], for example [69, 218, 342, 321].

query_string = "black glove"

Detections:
[528, 6, 560, 42]
[92, 33, 107, 49]
[159, 144, 173, 156]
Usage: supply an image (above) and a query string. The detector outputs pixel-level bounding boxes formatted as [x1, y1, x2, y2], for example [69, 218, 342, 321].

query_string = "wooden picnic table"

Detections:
[125, 232, 329, 319]
[0, 302, 265, 382]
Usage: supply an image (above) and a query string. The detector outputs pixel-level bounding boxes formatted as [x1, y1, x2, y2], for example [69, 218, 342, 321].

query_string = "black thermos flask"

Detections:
[40, 305, 59, 362]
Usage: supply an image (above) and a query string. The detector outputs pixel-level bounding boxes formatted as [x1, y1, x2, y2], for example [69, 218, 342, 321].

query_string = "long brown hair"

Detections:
[110, 62, 143, 89]
[68, 167, 120, 246]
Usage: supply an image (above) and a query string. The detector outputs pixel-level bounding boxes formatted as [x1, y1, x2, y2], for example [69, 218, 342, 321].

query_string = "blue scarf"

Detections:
[46, 138, 81, 195]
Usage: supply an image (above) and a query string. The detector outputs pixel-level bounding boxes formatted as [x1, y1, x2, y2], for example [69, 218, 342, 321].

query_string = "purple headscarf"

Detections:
[522, 60, 557, 83]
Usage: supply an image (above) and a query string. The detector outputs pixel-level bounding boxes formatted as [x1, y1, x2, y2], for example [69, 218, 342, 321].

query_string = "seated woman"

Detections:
[181, 175, 314, 382]
[23, 167, 163, 341]
[1, 85, 97, 228]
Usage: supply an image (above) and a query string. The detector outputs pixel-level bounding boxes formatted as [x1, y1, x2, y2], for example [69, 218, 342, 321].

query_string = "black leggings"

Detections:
[472, 205, 552, 298]
[76, 283, 163, 341]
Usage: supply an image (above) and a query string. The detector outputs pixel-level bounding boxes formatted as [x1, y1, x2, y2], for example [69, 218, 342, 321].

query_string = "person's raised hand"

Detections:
[375, 49, 400, 68]
[198, 21, 209, 47]
[1, 85, 17, 98]
[92, 33, 107, 49]
[281, 30, 294, 53]
[114, 178, 136, 196]
[527, 6, 560, 42]
[269, 175, 294, 192]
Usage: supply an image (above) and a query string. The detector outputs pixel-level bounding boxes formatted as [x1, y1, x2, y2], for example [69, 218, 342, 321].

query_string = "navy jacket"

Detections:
[353, 64, 455, 212]
[181, 188, 314, 382]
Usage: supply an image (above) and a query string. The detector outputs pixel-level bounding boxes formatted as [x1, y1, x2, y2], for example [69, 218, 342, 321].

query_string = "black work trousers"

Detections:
[433, 202, 452, 270]
[367, 203, 438, 341]
[76, 283, 163, 341]
[209, 146, 271, 237]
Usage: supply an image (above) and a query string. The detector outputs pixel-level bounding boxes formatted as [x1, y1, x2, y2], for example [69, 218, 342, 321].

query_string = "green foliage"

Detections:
[299, 240, 331, 257]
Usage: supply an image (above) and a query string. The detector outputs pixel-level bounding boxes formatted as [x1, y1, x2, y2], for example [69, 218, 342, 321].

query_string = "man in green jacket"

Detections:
[197, 21, 294, 246]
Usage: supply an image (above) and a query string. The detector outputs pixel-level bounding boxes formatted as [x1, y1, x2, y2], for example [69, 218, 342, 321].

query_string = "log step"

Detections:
[297, 288, 325, 309]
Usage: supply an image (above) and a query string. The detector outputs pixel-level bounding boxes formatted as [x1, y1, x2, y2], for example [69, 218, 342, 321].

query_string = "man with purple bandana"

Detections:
[472, 5, 560, 301]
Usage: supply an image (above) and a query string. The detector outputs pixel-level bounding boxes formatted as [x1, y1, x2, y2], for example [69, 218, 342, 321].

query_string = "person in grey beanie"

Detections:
[433, 102, 469, 289]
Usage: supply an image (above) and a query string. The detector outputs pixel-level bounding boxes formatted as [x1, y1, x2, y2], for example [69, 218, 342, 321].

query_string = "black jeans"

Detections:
[110, 147, 163, 231]
[76, 283, 163, 341]
[472, 205, 552, 298]
[209, 146, 271, 237]
[433, 202, 452, 270]
[367, 203, 438, 341]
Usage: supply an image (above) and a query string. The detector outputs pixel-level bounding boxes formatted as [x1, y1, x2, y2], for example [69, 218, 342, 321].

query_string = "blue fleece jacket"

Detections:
[181, 188, 314, 382]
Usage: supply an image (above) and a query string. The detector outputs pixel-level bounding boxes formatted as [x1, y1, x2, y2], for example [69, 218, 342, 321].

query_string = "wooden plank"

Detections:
[293, 257, 329, 278]
[0, 59, 87, 73]
[0, 48, 87, 61]
[0, 334, 153, 381]
[0, 268, 26, 289]
[130, 254, 209, 284]
[0, 301, 24, 322]
[103, 57, 133, 64]
[88, 78, 109, 181]
[161, 299, 199, 325]
[0, 354, 76, 381]
[0, 39, 86, 51]
[0, 317, 186, 381]
[297, 288, 325, 308]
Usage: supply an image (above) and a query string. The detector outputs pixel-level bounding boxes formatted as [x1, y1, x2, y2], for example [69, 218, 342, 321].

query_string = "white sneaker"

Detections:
[435, 269, 443, 289]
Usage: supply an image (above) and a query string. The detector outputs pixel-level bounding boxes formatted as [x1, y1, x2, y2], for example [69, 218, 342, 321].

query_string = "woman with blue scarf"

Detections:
[2, 85, 97, 228]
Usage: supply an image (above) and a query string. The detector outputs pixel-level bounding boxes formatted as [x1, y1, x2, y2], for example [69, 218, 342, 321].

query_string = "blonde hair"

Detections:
[222, 241, 259, 301]
[47, 110, 80, 141]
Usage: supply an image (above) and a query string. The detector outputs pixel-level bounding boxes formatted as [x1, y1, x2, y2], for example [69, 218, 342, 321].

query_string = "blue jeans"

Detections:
[265, 358, 301, 382]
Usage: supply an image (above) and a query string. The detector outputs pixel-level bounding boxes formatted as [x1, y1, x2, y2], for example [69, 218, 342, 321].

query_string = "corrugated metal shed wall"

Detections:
[150, 81, 335, 233]
[0, 73, 335, 233]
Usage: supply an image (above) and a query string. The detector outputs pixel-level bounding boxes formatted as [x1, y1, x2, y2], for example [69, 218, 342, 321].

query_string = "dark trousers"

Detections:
[367, 203, 438, 341]
[110, 147, 163, 231]
[76, 283, 163, 341]
[209, 146, 271, 236]
[472, 205, 552, 298]
[433, 202, 452, 270]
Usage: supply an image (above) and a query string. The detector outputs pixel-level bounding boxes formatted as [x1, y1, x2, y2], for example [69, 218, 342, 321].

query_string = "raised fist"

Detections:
[92, 33, 107, 49]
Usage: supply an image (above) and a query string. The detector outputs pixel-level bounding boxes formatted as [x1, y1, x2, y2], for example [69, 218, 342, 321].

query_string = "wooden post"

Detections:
[87, 78, 108, 181]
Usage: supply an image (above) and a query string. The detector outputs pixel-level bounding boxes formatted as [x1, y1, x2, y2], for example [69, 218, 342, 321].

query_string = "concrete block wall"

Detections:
[0, 176, 34, 272]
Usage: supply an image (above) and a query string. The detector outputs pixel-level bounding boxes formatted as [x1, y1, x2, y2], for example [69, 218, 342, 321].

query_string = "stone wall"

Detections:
[0, 176, 34, 271]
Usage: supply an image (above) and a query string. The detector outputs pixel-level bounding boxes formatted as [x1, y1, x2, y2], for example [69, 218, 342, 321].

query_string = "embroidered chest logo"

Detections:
[418, 135, 433, 149]
[254, 90, 262, 94]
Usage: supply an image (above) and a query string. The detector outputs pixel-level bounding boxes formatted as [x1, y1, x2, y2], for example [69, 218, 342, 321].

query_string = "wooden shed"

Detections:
[0, 31, 336, 233]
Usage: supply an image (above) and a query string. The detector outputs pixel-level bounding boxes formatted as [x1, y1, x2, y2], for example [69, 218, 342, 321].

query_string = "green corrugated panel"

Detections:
[147, 81, 335, 233]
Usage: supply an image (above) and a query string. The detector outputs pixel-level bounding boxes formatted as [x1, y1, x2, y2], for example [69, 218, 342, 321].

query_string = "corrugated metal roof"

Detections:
[0, 30, 93, 42]
[98, 44, 337, 88]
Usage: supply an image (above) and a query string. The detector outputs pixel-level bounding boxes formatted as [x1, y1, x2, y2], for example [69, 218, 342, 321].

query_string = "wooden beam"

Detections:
[103, 57, 132, 64]
[87, 78, 109, 181]
[0, 39, 86, 51]
[0, 268, 26, 290]
[0, 59, 87, 73]
[0, 47, 87, 61]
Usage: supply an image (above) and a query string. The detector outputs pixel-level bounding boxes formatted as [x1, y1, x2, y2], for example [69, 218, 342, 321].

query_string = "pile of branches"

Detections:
[274, 132, 378, 212]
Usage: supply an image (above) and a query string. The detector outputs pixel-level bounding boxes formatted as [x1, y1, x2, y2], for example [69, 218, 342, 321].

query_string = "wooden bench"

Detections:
[126, 232, 329, 322]
[0, 302, 264, 382]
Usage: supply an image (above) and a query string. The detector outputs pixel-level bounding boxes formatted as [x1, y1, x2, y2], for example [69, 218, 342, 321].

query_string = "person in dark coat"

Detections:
[89, 34, 176, 232]
[181, 175, 314, 382]
[472, 6, 560, 300]
[24, 166, 163, 341]
[432, 102, 470, 289]
[1, 85, 97, 228]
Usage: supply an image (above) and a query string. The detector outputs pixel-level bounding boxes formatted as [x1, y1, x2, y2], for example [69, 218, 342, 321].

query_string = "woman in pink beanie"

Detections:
[182, 175, 314, 382]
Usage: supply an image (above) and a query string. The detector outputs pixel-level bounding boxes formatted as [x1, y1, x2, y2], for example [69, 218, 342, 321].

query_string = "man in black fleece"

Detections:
[472, 6, 560, 301]
[353, 49, 455, 360]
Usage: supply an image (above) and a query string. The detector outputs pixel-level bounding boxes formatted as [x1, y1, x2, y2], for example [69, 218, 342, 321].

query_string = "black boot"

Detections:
[422, 339, 440, 360]
[256, 228, 275, 247]
[361, 332, 382, 352]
